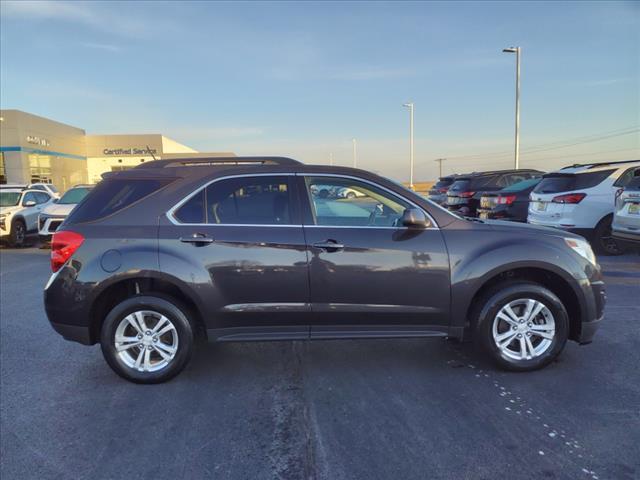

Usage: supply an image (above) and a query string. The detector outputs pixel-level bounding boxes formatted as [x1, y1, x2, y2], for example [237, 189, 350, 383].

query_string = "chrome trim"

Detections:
[166, 171, 439, 230]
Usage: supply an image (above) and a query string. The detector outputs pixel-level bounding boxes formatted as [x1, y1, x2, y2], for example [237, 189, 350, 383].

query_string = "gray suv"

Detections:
[43, 157, 606, 383]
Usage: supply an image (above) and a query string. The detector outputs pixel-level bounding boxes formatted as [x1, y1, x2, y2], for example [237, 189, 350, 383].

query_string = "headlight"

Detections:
[565, 237, 596, 264]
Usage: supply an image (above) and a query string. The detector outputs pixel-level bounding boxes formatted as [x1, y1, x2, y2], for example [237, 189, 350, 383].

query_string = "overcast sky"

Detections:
[1, 1, 638, 181]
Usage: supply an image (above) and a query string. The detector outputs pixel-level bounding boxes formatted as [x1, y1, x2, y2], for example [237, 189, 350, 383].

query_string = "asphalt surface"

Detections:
[1, 244, 639, 480]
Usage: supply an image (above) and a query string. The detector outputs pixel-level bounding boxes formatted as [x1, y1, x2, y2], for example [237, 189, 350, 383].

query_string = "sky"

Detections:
[1, 1, 638, 182]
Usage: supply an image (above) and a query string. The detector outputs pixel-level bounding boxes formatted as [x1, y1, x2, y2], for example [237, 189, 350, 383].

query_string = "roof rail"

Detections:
[136, 156, 302, 169]
[561, 159, 639, 170]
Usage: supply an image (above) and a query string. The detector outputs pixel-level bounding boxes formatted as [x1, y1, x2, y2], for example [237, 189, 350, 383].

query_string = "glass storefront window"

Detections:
[0, 153, 6, 184]
[29, 154, 53, 184]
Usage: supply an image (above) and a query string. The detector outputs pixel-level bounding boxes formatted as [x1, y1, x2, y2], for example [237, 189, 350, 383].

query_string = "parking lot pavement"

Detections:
[1, 247, 639, 480]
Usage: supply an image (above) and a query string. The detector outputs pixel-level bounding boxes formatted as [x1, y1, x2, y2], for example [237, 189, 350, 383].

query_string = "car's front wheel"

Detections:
[474, 282, 569, 371]
[9, 219, 26, 247]
[100, 295, 194, 383]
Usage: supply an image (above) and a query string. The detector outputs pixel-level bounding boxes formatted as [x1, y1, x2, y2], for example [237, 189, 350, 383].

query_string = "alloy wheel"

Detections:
[492, 298, 555, 361]
[114, 310, 179, 372]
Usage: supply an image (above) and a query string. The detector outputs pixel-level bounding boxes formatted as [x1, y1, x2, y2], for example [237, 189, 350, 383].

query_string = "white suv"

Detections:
[0, 188, 55, 247]
[528, 160, 640, 255]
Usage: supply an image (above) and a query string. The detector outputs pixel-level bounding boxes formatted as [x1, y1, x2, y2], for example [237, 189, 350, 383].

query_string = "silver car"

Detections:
[612, 173, 640, 250]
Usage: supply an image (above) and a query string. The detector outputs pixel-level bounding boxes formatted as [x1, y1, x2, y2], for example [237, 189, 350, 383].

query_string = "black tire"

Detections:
[9, 219, 26, 248]
[100, 295, 194, 384]
[593, 216, 623, 256]
[473, 281, 569, 372]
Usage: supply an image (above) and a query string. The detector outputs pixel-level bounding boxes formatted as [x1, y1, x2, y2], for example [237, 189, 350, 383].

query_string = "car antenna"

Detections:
[146, 145, 158, 161]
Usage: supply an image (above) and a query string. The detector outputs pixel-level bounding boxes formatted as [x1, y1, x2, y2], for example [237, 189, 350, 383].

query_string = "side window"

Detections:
[305, 176, 413, 227]
[34, 192, 51, 204]
[614, 167, 640, 187]
[22, 192, 37, 205]
[174, 190, 205, 223]
[31, 185, 46, 192]
[205, 176, 292, 225]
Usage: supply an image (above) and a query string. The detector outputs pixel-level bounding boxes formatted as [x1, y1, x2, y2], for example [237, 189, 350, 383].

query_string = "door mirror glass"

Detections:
[401, 208, 430, 228]
[23, 200, 36, 207]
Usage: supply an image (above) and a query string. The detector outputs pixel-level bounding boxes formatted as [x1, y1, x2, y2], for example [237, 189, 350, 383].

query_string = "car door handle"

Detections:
[180, 234, 214, 245]
[313, 240, 344, 251]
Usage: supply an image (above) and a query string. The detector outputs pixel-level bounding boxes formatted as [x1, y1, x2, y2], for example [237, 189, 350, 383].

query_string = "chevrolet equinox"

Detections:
[44, 157, 606, 383]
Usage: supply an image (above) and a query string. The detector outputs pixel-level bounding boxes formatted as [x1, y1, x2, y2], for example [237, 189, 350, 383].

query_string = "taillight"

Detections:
[497, 194, 517, 205]
[552, 193, 586, 204]
[459, 191, 476, 198]
[438, 187, 449, 193]
[51, 231, 84, 272]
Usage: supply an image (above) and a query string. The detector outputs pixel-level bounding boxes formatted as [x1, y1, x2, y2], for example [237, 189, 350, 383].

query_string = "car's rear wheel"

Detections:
[9, 219, 26, 247]
[100, 295, 194, 383]
[474, 282, 569, 371]
[594, 216, 623, 255]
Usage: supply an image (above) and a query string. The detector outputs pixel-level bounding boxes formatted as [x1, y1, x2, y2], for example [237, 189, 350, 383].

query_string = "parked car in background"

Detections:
[612, 172, 640, 250]
[528, 160, 640, 255]
[336, 186, 367, 199]
[477, 177, 542, 222]
[446, 169, 543, 217]
[38, 185, 94, 242]
[428, 174, 458, 205]
[0, 188, 56, 246]
[310, 184, 338, 199]
[28, 183, 60, 199]
[44, 157, 605, 383]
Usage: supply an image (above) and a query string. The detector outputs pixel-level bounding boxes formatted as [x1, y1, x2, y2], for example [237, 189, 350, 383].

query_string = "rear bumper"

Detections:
[49, 321, 92, 345]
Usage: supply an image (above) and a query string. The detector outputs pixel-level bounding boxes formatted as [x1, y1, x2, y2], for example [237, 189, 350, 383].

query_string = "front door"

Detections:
[158, 174, 311, 338]
[299, 175, 450, 337]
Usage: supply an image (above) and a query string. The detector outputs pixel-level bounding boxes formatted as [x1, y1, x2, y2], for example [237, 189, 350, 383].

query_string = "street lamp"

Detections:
[352, 138, 358, 168]
[503, 46, 521, 169]
[403, 102, 415, 189]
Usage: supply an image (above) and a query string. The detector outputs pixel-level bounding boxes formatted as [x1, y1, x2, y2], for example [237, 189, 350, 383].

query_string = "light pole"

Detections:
[329, 152, 334, 166]
[403, 102, 415, 189]
[434, 158, 446, 178]
[503, 46, 521, 169]
[352, 138, 357, 168]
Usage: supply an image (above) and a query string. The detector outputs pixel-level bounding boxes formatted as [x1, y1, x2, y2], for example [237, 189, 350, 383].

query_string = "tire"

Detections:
[9, 219, 26, 248]
[473, 281, 569, 372]
[346, 192, 356, 199]
[593, 216, 623, 256]
[100, 295, 194, 384]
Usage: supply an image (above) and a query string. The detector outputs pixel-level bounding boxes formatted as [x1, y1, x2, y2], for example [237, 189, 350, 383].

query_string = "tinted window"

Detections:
[534, 169, 614, 194]
[626, 176, 640, 190]
[67, 178, 171, 223]
[0, 192, 20, 206]
[58, 187, 92, 205]
[174, 190, 205, 223]
[22, 192, 37, 205]
[205, 176, 292, 225]
[433, 177, 455, 189]
[502, 178, 541, 192]
[305, 176, 413, 227]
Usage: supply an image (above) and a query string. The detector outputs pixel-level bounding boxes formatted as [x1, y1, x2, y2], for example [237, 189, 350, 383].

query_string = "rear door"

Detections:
[158, 174, 311, 337]
[298, 174, 450, 337]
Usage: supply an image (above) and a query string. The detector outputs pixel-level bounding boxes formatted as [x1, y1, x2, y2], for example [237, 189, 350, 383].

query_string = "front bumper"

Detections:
[578, 280, 606, 344]
[49, 321, 92, 345]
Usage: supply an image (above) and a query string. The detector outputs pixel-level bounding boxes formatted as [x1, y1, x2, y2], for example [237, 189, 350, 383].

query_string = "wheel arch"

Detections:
[464, 265, 583, 342]
[88, 272, 207, 344]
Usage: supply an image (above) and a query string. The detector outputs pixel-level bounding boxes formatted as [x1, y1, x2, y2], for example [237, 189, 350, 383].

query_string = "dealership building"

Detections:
[0, 110, 234, 189]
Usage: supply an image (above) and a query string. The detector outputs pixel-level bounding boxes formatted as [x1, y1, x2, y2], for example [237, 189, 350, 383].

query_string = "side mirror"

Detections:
[24, 200, 36, 207]
[401, 208, 430, 228]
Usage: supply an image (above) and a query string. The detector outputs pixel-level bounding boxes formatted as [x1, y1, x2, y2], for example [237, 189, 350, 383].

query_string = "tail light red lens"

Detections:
[459, 191, 475, 198]
[552, 193, 586, 204]
[51, 231, 84, 272]
[438, 187, 448, 193]
[497, 194, 517, 205]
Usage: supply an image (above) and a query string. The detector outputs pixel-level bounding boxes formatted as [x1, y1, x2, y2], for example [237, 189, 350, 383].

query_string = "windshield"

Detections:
[0, 192, 21, 207]
[58, 187, 92, 205]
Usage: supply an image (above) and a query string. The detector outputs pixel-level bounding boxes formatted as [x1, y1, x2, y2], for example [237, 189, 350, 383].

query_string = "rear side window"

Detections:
[205, 176, 292, 225]
[66, 178, 171, 223]
[614, 167, 640, 187]
[174, 190, 205, 223]
[534, 170, 614, 193]
[502, 178, 541, 192]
